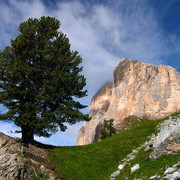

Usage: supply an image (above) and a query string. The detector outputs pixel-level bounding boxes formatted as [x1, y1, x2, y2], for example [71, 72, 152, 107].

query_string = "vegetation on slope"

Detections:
[47, 116, 172, 180]
[116, 111, 180, 180]
[117, 148, 180, 180]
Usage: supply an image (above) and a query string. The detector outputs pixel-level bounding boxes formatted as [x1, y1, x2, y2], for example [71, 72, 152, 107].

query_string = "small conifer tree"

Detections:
[100, 119, 116, 140]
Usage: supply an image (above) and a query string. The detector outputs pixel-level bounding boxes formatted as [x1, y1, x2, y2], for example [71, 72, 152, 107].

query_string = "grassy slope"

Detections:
[47, 116, 173, 180]
[117, 112, 180, 180]
[117, 149, 180, 180]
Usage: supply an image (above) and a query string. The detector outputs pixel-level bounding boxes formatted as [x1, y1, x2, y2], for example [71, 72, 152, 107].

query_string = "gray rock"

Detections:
[110, 170, 120, 179]
[148, 117, 180, 159]
[164, 167, 176, 175]
[164, 171, 180, 180]
[173, 161, 180, 168]
[118, 164, 125, 170]
[144, 145, 150, 151]
[149, 174, 158, 179]
[131, 164, 140, 173]
[127, 154, 136, 161]
[173, 171, 180, 180]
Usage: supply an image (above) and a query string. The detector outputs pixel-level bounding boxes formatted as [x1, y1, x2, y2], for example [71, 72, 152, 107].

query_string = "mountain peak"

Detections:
[77, 59, 180, 145]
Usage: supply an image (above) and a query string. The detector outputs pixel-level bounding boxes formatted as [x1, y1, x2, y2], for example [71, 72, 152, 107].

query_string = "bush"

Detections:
[100, 119, 116, 140]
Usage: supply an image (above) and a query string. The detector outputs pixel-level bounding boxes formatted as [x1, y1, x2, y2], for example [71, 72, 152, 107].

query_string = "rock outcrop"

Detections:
[0, 133, 57, 180]
[77, 58, 180, 145]
[148, 115, 180, 159]
[110, 113, 180, 180]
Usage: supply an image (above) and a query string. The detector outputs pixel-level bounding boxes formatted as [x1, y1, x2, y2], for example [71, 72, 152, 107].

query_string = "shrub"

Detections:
[100, 119, 116, 140]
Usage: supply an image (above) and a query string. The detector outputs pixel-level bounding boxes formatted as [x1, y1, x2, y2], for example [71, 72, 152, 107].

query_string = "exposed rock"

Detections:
[77, 58, 180, 145]
[149, 175, 158, 179]
[148, 117, 180, 159]
[173, 162, 180, 168]
[164, 171, 180, 180]
[77, 82, 113, 145]
[163, 162, 180, 180]
[164, 167, 176, 175]
[0, 133, 57, 180]
[118, 164, 125, 170]
[131, 164, 140, 173]
[110, 170, 120, 180]
[89, 81, 113, 119]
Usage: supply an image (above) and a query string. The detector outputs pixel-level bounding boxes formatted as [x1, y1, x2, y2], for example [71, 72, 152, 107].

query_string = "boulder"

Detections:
[164, 171, 180, 180]
[131, 164, 140, 173]
[148, 117, 180, 159]
[164, 167, 176, 175]
[110, 170, 120, 180]
[118, 164, 125, 170]
[149, 175, 158, 179]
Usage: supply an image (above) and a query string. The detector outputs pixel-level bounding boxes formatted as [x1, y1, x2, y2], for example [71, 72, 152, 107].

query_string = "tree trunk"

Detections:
[21, 126, 34, 145]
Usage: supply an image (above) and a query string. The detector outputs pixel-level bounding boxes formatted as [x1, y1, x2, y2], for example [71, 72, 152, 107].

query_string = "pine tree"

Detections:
[100, 119, 116, 140]
[0, 16, 89, 144]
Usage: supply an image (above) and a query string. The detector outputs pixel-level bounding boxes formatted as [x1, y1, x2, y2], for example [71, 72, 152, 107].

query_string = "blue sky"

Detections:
[0, 0, 180, 146]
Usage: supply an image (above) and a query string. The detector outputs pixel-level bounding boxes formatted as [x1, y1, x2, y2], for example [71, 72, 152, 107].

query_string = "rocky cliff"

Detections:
[77, 58, 180, 145]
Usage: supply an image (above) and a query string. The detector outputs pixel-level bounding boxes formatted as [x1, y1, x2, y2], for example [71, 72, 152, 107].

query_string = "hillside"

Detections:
[0, 112, 179, 180]
[47, 112, 180, 180]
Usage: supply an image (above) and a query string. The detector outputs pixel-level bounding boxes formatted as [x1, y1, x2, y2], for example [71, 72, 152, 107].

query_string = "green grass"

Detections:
[47, 117, 165, 180]
[0, 166, 7, 171]
[33, 172, 47, 180]
[116, 111, 180, 179]
[117, 148, 180, 180]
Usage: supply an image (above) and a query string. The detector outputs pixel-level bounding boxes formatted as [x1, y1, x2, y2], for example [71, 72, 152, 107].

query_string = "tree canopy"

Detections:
[0, 16, 89, 144]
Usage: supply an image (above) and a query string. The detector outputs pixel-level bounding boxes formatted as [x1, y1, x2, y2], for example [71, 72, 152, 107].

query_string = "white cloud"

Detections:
[0, 0, 47, 49]
[53, 2, 120, 87]
[0, 122, 21, 138]
[0, 0, 179, 145]
[0, 0, 170, 91]
[9, 0, 46, 20]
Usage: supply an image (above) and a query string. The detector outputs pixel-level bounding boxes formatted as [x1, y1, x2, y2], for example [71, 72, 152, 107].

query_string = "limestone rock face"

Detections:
[76, 82, 113, 145]
[77, 58, 180, 145]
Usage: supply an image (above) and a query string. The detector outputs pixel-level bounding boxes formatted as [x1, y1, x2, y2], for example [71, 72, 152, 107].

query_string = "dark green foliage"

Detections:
[0, 16, 89, 144]
[100, 119, 116, 140]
